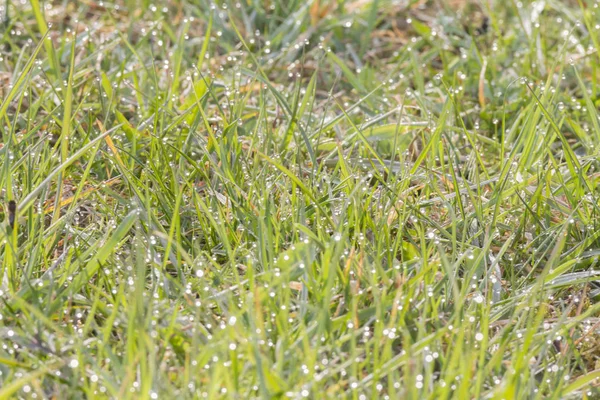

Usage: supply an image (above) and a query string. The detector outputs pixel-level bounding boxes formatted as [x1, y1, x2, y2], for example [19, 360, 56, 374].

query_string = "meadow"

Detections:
[1, 0, 600, 398]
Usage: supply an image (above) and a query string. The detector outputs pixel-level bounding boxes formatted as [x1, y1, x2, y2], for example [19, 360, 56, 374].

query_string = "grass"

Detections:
[0, 0, 600, 398]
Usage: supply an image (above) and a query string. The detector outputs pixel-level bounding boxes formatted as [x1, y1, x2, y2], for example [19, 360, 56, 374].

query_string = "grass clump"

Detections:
[1, 0, 600, 398]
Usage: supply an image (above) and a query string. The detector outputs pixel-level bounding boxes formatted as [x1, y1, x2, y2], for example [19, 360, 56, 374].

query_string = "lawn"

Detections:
[1, 0, 600, 398]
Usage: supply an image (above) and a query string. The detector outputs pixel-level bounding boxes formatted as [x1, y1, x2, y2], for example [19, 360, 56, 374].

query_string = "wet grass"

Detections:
[1, 0, 600, 398]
